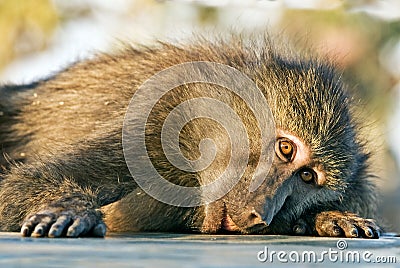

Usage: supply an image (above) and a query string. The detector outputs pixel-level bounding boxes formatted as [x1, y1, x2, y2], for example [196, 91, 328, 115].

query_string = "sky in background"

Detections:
[1, 0, 399, 83]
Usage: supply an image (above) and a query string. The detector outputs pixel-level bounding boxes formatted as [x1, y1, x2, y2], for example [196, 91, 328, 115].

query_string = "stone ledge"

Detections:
[0, 232, 398, 267]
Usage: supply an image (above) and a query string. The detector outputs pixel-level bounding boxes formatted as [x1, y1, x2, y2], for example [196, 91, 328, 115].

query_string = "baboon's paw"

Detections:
[21, 209, 106, 238]
[315, 211, 380, 239]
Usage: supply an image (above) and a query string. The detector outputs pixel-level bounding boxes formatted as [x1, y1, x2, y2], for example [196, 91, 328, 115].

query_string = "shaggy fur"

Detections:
[0, 34, 380, 238]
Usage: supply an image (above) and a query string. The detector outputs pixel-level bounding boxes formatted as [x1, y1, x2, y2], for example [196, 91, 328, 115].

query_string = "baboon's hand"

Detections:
[314, 211, 380, 239]
[21, 208, 106, 238]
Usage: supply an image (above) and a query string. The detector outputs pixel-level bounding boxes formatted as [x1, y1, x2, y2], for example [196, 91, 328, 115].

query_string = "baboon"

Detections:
[0, 34, 381, 238]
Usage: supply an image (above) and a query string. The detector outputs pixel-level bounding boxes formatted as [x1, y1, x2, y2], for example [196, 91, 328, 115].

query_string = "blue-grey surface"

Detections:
[0, 232, 399, 267]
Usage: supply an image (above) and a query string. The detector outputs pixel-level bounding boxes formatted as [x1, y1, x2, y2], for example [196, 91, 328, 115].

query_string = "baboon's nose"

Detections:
[219, 207, 267, 234]
[244, 209, 267, 233]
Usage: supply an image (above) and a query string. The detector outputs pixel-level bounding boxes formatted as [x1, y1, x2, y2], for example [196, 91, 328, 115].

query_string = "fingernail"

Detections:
[350, 228, 358, 237]
[333, 226, 341, 235]
[21, 227, 29, 237]
[365, 228, 373, 237]
[32, 229, 43, 237]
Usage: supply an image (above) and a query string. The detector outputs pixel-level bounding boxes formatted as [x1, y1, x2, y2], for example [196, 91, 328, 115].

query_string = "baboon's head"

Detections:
[132, 38, 369, 234]
[196, 54, 368, 234]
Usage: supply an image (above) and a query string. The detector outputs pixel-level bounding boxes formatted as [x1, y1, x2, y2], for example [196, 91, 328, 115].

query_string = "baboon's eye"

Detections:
[275, 138, 296, 162]
[299, 168, 316, 183]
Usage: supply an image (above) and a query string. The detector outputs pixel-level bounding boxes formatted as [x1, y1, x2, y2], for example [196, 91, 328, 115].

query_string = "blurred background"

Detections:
[0, 0, 399, 232]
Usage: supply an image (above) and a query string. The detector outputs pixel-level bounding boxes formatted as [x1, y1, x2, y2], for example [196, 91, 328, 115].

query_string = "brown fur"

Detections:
[0, 34, 381, 238]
